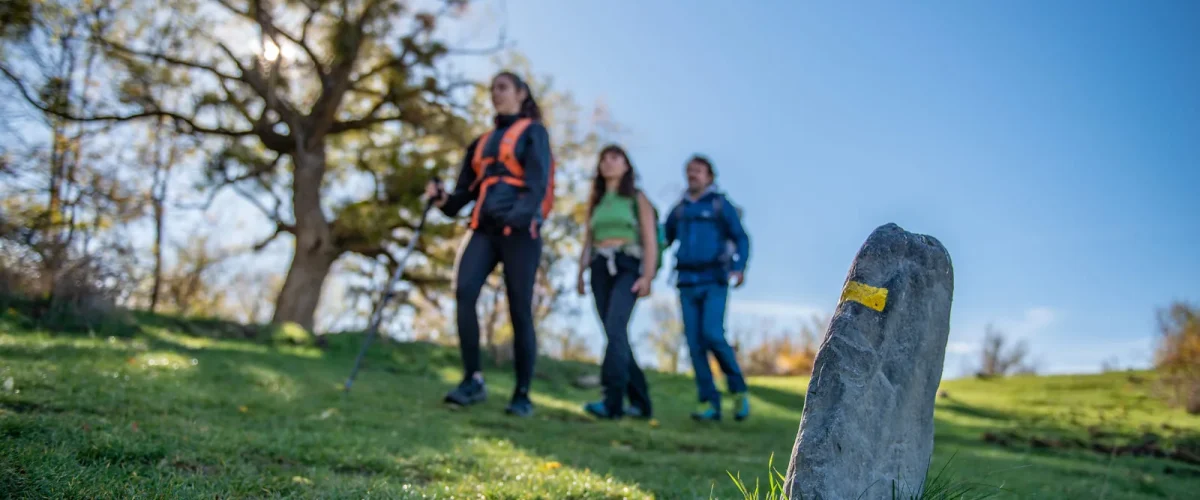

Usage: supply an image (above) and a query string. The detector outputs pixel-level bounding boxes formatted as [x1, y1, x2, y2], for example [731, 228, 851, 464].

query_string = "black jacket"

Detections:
[440, 114, 552, 231]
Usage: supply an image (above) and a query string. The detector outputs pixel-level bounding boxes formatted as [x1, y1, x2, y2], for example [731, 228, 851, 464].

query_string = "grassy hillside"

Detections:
[1, 308, 1198, 499]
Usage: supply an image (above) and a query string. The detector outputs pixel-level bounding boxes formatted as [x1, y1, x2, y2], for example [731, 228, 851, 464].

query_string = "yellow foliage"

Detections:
[1154, 301, 1200, 414]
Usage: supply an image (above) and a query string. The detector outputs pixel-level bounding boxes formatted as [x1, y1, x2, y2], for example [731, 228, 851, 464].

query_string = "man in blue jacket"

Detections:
[664, 154, 751, 422]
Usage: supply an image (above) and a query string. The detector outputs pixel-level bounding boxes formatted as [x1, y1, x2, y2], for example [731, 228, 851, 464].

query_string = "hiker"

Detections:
[576, 145, 660, 420]
[664, 154, 751, 422]
[424, 71, 554, 417]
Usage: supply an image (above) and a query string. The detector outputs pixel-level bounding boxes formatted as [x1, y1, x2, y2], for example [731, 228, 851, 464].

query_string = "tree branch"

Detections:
[328, 78, 473, 134]
[252, 221, 295, 251]
[213, 0, 327, 76]
[231, 181, 291, 228]
[188, 31, 304, 133]
[1, 62, 259, 137]
[308, 0, 386, 141]
[97, 37, 243, 84]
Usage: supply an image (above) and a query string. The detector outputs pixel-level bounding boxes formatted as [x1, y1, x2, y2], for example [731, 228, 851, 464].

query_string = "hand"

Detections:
[576, 274, 587, 296]
[424, 180, 446, 207]
[729, 271, 745, 288]
[631, 276, 652, 297]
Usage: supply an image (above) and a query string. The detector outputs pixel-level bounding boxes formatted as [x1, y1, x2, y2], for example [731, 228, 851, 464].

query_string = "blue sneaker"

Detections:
[690, 401, 721, 422]
[732, 392, 750, 421]
[583, 401, 620, 419]
[444, 377, 487, 407]
[504, 388, 534, 418]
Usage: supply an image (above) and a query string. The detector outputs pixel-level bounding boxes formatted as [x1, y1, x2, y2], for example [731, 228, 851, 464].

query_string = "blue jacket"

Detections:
[663, 185, 750, 287]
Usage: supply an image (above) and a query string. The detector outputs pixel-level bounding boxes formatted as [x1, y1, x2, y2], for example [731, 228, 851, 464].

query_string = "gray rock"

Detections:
[784, 223, 954, 499]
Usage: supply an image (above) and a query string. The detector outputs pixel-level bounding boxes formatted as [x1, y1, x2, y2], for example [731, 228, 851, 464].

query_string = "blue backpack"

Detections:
[668, 194, 742, 269]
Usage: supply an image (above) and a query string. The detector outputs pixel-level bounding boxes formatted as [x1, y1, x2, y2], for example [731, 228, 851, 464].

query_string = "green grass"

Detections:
[1, 308, 1198, 499]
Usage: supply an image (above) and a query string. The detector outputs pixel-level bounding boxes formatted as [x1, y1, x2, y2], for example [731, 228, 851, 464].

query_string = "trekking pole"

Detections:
[343, 182, 440, 393]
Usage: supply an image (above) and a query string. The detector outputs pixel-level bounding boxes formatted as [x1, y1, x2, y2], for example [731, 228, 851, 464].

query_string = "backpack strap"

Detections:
[498, 118, 533, 179]
[713, 195, 728, 235]
[469, 131, 493, 188]
[500, 118, 555, 221]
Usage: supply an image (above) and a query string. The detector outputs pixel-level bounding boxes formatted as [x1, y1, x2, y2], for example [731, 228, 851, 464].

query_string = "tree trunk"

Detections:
[149, 197, 164, 313]
[148, 116, 170, 314]
[272, 145, 339, 332]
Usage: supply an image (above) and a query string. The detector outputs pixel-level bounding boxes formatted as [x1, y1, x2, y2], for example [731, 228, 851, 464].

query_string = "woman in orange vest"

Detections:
[424, 71, 553, 417]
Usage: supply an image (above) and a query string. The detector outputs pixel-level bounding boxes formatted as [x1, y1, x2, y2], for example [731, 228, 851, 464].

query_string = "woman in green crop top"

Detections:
[576, 144, 659, 420]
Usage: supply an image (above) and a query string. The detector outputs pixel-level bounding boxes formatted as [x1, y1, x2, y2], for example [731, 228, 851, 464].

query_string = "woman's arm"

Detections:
[439, 138, 481, 216]
[636, 191, 659, 279]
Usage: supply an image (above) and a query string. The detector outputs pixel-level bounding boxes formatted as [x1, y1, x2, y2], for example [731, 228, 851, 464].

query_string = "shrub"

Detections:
[0, 240, 136, 335]
[266, 321, 315, 346]
[1154, 301, 1200, 414]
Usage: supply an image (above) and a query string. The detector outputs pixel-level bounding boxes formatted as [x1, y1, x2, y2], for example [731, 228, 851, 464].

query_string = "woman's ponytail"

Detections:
[519, 92, 542, 121]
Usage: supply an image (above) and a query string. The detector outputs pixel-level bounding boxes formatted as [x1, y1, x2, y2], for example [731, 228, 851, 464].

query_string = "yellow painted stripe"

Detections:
[840, 280, 888, 312]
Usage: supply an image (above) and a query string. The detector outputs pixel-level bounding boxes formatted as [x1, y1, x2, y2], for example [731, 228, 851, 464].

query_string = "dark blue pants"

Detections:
[454, 226, 542, 391]
[590, 253, 652, 415]
[679, 283, 746, 404]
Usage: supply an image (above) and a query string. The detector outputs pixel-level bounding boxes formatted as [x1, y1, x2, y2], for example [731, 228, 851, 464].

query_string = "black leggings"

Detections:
[590, 252, 651, 414]
[454, 226, 542, 391]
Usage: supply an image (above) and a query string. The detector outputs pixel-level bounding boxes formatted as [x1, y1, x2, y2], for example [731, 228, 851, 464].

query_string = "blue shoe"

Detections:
[690, 401, 721, 422]
[584, 401, 619, 419]
[732, 392, 750, 421]
[444, 377, 487, 407]
[625, 404, 652, 419]
[504, 388, 534, 418]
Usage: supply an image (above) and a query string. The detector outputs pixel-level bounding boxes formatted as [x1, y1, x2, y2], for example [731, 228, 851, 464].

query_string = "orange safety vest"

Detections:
[468, 118, 556, 234]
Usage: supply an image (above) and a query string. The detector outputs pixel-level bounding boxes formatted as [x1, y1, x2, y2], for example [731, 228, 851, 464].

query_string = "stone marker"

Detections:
[784, 223, 954, 499]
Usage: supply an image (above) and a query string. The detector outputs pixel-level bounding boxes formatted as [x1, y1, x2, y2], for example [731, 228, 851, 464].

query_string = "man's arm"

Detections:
[505, 122, 552, 229]
[721, 196, 750, 273]
[664, 203, 679, 246]
[439, 138, 481, 217]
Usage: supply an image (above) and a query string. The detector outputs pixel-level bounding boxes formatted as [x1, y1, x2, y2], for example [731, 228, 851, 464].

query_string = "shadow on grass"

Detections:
[746, 380, 808, 413]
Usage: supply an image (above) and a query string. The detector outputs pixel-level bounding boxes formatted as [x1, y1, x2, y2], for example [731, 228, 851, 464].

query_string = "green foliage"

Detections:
[0, 0, 34, 40]
[2, 310, 1199, 498]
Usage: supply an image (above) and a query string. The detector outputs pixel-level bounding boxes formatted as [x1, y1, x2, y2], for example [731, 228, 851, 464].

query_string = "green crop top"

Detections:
[590, 192, 639, 242]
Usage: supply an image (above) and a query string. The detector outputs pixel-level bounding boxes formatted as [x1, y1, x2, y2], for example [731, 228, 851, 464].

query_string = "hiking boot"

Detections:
[690, 401, 721, 422]
[443, 377, 487, 407]
[732, 392, 750, 421]
[583, 401, 620, 420]
[505, 388, 534, 418]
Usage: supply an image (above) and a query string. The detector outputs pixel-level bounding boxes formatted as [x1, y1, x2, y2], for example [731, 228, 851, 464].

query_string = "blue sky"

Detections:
[10, 0, 1191, 377]
[445, 0, 1200, 376]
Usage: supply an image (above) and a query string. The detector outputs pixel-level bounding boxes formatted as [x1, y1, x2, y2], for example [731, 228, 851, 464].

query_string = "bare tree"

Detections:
[0, 1, 142, 318]
[976, 324, 1037, 378]
[640, 297, 686, 373]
